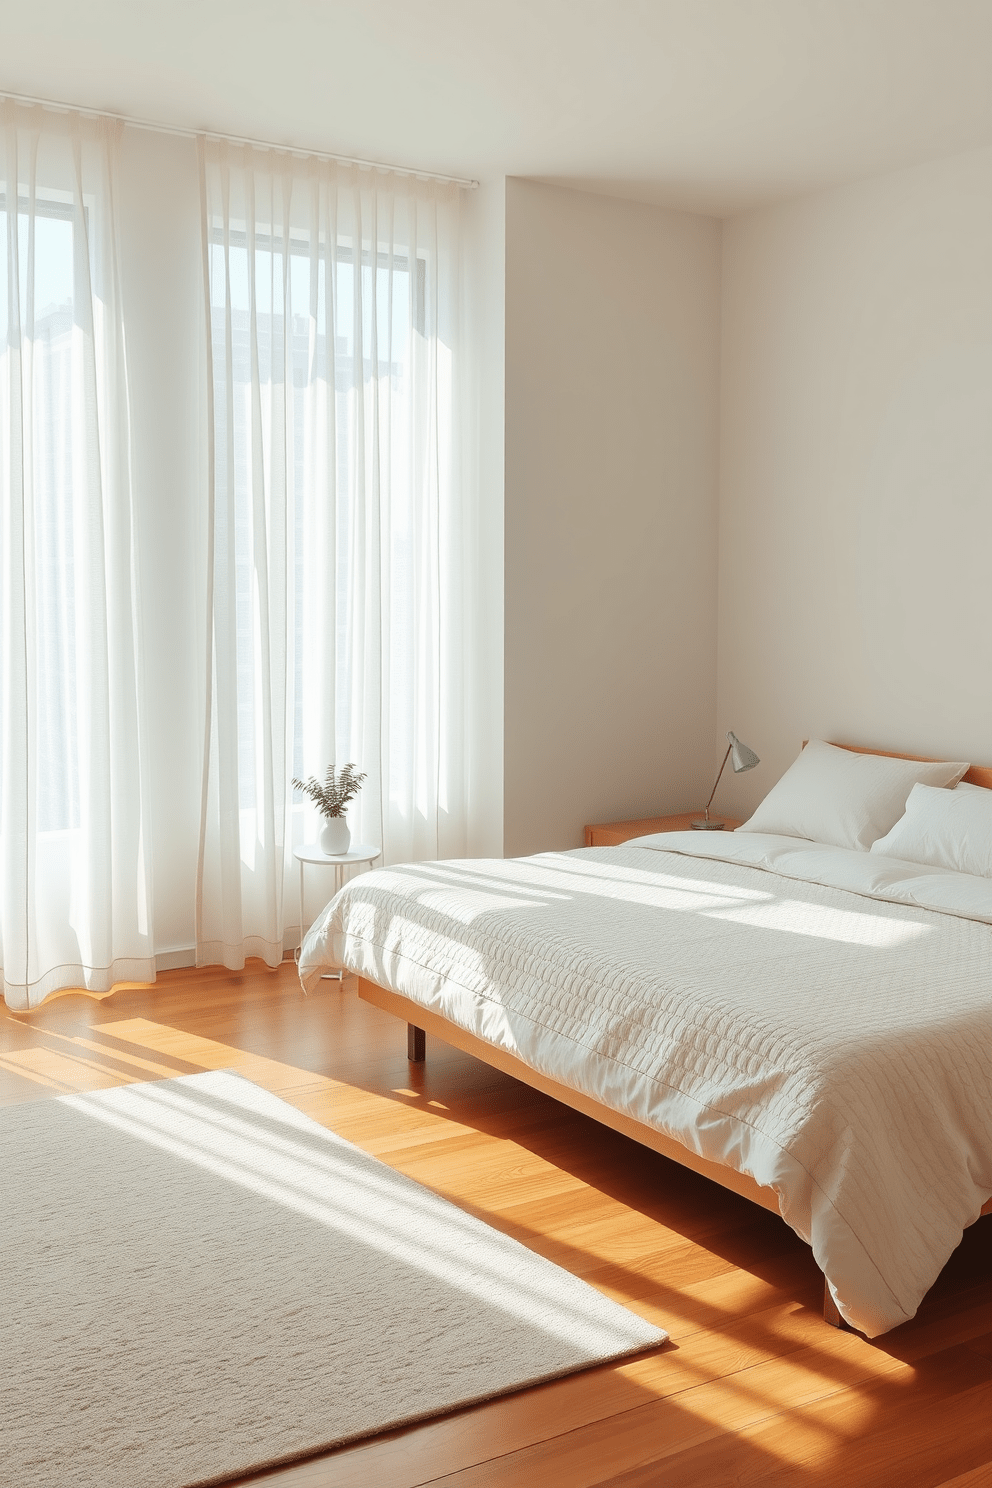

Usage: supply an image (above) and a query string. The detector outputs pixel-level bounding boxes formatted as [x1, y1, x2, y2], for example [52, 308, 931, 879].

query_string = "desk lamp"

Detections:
[692, 732, 760, 830]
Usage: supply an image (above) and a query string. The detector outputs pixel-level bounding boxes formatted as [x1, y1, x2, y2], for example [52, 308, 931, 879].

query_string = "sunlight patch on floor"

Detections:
[0, 1045, 124, 1093]
[0, 1053, 76, 1093]
[24, 1027, 182, 1080]
[101, 1017, 339, 1094]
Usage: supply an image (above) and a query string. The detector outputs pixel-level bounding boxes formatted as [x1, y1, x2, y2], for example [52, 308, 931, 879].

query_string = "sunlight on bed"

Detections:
[414, 888, 558, 922]
[390, 866, 930, 946]
[704, 899, 930, 946]
[398, 862, 777, 923]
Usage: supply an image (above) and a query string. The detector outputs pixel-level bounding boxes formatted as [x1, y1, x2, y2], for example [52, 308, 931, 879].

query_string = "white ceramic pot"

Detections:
[319, 816, 351, 855]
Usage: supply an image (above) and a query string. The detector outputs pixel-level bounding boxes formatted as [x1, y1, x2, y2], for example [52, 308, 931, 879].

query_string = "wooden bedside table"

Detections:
[584, 812, 743, 847]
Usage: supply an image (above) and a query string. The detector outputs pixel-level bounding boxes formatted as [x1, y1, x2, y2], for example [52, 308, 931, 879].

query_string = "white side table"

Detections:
[294, 843, 381, 978]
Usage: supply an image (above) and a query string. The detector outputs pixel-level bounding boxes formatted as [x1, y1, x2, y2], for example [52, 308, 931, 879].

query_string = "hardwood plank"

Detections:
[628, 1352, 992, 1488]
[935, 1464, 992, 1488]
[419, 1343, 992, 1488]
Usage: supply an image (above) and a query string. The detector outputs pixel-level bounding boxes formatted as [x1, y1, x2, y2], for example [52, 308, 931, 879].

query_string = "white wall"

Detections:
[718, 146, 992, 818]
[503, 179, 721, 856]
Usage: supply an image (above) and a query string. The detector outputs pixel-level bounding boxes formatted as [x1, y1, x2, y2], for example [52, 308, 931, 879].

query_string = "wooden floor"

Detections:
[3, 964, 992, 1487]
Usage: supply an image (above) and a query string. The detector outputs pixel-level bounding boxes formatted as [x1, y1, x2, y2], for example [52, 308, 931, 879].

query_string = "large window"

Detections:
[207, 229, 425, 814]
[1, 107, 482, 1006]
[0, 106, 153, 1009]
[0, 194, 79, 833]
[197, 145, 465, 968]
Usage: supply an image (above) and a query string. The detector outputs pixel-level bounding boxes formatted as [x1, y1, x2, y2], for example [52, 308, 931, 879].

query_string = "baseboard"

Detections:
[155, 947, 197, 972]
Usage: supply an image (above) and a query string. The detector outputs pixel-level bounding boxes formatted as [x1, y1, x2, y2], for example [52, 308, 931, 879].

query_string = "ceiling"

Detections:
[3, 0, 992, 214]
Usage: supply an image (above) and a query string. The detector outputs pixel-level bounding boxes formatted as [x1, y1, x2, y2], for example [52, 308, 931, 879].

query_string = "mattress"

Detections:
[298, 831, 992, 1336]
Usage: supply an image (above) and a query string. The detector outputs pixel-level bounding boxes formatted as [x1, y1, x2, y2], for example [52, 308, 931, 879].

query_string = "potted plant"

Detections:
[293, 763, 367, 855]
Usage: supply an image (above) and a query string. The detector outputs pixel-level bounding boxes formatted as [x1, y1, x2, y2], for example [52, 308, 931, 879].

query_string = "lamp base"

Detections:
[690, 818, 726, 830]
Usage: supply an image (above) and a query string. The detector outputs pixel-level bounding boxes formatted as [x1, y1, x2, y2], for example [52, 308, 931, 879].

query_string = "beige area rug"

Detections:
[2, 1070, 667, 1488]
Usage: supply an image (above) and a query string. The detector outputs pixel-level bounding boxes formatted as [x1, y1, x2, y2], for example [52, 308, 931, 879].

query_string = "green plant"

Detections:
[292, 763, 367, 820]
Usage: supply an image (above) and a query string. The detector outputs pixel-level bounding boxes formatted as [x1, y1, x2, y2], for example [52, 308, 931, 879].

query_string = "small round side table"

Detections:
[293, 842, 381, 978]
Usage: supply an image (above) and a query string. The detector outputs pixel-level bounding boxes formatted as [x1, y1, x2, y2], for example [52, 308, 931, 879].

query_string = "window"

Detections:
[198, 146, 466, 966]
[1, 107, 154, 1007]
[206, 226, 426, 812]
[0, 194, 80, 832]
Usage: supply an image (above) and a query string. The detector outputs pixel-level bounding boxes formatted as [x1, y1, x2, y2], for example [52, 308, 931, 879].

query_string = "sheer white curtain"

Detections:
[196, 140, 470, 969]
[0, 101, 153, 1010]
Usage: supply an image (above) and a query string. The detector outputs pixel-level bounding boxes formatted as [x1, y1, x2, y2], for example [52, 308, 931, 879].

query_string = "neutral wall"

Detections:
[503, 179, 721, 856]
[718, 146, 992, 819]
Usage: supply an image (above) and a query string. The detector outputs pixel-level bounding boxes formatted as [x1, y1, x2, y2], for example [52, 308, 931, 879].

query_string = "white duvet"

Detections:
[298, 832, 992, 1336]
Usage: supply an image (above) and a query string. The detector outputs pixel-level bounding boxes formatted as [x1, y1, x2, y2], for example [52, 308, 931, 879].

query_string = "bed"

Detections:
[298, 742, 992, 1337]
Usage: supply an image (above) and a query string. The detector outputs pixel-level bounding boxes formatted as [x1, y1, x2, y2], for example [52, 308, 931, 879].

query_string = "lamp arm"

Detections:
[703, 743, 733, 821]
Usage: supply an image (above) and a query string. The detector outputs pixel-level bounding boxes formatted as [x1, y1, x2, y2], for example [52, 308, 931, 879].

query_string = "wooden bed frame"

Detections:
[357, 743, 992, 1332]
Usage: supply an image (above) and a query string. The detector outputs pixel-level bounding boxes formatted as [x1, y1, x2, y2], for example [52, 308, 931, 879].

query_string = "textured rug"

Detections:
[2, 1070, 666, 1488]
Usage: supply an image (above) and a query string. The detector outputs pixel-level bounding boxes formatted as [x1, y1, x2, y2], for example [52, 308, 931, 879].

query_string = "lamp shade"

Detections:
[727, 732, 760, 773]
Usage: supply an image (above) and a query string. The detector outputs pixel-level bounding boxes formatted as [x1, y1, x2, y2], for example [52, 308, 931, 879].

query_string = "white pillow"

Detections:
[871, 781, 992, 877]
[737, 739, 970, 851]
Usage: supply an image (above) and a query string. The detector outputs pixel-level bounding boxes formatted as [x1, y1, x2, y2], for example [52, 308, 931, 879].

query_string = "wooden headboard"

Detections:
[825, 741, 992, 792]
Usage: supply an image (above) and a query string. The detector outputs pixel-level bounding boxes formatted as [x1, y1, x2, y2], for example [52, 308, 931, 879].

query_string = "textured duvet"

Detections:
[299, 831, 992, 1335]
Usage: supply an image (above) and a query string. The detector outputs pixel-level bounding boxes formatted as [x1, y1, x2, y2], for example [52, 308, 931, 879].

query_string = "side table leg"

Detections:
[321, 863, 346, 982]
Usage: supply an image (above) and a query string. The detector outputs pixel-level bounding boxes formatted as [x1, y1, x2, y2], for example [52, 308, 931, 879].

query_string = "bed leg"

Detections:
[407, 1024, 426, 1063]
[823, 1278, 850, 1329]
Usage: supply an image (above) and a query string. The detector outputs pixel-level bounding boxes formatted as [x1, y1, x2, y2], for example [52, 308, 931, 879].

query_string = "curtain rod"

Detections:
[0, 89, 479, 190]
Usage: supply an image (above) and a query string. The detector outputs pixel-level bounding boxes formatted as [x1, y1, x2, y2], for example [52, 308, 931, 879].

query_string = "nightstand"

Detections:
[583, 812, 743, 847]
